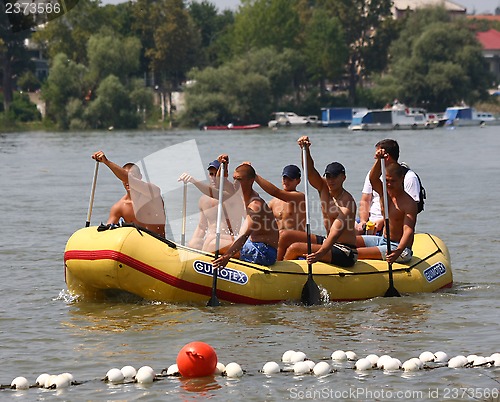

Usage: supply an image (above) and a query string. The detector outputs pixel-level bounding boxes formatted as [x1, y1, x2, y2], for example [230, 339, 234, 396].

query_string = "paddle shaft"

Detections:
[208, 162, 225, 306]
[300, 146, 321, 305]
[181, 182, 187, 245]
[302, 147, 313, 264]
[85, 161, 99, 227]
[380, 160, 400, 297]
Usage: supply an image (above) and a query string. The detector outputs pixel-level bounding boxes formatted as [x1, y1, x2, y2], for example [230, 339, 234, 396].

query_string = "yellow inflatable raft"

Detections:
[64, 226, 453, 305]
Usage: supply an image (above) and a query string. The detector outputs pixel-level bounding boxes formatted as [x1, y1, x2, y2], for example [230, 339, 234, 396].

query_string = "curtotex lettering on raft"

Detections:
[193, 260, 248, 285]
[423, 262, 447, 282]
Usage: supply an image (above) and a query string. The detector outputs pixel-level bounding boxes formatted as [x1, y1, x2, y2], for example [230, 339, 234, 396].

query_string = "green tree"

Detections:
[182, 48, 290, 125]
[133, 0, 200, 123]
[303, 8, 347, 95]
[33, 0, 108, 64]
[373, 8, 490, 111]
[42, 53, 88, 128]
[1, 2, 36, 111]
[188, 1, 235, 66]
[84, 75, 140, 129]
[320, 0, 393, 103]
[230, 0, 301, 54]
[87, 30, 141, 84]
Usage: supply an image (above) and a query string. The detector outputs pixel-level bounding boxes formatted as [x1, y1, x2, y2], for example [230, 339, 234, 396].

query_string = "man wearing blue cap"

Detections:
[255, 164, 306, 231]
[280, 136, 358, 267]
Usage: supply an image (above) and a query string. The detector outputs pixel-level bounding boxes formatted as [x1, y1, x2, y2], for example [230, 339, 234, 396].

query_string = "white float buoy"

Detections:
[472, 356, 488, 366]
[136, 366, 155, 384]
[402, 359, 420, 372]
[11, 376, 30, 390]
[345, 351, 358, 361]
[105, 368, 124, 383]
[448, 356, 467, 368]
[331, 350, 347, 361]
[44, 375, 58, 388]
[215, 362, 226, 375]
[60, 372, 74, 384]
[282, 350, 295, 363]
[419, 351, 435, 363]
[355, 358, 372, 371]
[313, 361, 331, 376]
[304, 360, 315, 370]
[466, 354, 478, 363]
[384, 358, 401, 371]
[365, 354, 379, 367]
[434, 351, 449, 363]
[290, 351, 307, 363]
[409, 358, 423, 369]
[293, 361, 311, 375]
[35, 373, 50, 387]
[376, 355, 392, 369]
[52, 374, 71, 389]
[165, 364, 179, 376]
[262, 361, 280, 375]
[488, 352, 500, 362]
[225, 362, 243, 378]
[121, 365, 137, 379]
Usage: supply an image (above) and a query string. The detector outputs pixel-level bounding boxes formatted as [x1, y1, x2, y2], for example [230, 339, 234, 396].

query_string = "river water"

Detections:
[0, 126, 499, 401]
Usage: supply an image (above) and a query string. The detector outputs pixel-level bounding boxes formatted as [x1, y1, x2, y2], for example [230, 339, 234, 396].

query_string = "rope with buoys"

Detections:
[2, 342, 499, 391]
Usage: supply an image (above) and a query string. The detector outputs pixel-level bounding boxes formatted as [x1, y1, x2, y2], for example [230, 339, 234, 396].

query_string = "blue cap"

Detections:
[207, 160, 220, 170]
[282, 165, 301, 179]
[324, 162, 345, 177]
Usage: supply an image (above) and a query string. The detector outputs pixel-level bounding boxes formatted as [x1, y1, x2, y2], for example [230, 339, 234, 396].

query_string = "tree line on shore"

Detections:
[1, 0, 499, 130]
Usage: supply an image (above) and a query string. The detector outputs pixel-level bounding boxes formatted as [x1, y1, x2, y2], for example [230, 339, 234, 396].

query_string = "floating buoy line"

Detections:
[2, 342, 499, 392]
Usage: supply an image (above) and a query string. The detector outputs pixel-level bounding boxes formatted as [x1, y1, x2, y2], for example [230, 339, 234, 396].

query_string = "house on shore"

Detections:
[391, 0, 466, 19]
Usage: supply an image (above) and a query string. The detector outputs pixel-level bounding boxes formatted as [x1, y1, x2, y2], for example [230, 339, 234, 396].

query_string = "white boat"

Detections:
[268, 112, 318, 128]
[439, 106, 500, 127]
[320, 107, 368, 127]
[348, 105, 435, 131]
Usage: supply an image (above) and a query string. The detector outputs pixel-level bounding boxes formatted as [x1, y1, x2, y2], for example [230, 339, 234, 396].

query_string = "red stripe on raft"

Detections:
[64, 250, 282, 305]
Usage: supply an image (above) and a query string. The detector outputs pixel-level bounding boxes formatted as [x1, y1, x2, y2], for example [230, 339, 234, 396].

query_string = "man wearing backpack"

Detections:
[356, 139, 424, 236]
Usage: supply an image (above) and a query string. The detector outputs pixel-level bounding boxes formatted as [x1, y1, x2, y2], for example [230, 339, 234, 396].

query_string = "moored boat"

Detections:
[349, 104, 435, 131]
[203, 124, 261, 130]
[64, 226, 453, 305]
[438, 106, 500, 127]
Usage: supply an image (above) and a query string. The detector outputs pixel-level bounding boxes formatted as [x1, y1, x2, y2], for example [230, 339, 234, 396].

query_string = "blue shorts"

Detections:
[361, 235, 413, 263]
[240, 240, 277, 266]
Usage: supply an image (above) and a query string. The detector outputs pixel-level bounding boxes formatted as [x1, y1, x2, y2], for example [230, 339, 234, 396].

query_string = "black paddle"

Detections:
[381, 160, 401, 297]
[207, 162, 225, 307]
[85, 160, 99, 227]
[300, 145, 322, 306]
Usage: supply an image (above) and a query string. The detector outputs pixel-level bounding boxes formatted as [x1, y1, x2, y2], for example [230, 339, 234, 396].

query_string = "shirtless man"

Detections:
[356, 138, 421, 235]
[255, 164, 306, 231]
[91, 151, 166, 237]
[212, 162, 279, 267]
[280, 136, 357, 267]
[357, 148, 417, 264]
[187, 159, 241, 253]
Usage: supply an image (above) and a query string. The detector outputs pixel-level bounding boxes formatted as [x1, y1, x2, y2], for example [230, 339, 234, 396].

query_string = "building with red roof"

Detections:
[476, 29, 500, 84]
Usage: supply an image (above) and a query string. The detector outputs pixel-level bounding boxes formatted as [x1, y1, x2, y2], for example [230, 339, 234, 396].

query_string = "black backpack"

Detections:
[400, 163, 426, 213]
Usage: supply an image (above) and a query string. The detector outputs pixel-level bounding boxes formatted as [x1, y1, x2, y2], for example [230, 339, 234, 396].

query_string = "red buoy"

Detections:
[176, 341, 218, 378]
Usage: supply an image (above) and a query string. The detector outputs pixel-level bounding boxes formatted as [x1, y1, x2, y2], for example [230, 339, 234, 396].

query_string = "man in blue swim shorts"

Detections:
[213, 159, 279, 267]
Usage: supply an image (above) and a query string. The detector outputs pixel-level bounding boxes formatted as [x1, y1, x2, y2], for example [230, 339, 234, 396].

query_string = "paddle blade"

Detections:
[206, 295, 221, 307]
[384, 284, 401, 297]
[301, 276, 322, 306]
